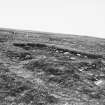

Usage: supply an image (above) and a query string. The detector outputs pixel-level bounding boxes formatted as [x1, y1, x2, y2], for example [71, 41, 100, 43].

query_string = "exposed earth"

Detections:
[0, 28, 105, 105]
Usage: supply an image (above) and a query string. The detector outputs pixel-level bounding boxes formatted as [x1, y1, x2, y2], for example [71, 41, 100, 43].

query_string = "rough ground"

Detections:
[0, 28, 105, 105]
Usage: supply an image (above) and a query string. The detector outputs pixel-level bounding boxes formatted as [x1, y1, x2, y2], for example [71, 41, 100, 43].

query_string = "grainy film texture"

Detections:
[0, 28, 105, 105]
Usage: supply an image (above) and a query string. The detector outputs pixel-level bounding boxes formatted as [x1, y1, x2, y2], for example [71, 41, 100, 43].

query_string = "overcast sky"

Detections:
[0, 0, 105, 38]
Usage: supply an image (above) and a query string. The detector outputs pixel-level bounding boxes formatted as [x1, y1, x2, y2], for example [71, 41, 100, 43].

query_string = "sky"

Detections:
[0, 0, 105, 38]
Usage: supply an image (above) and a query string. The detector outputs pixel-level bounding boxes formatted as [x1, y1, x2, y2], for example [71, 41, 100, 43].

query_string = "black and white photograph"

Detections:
[0, 0, 105, 105]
